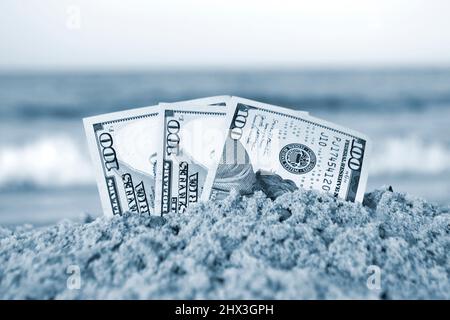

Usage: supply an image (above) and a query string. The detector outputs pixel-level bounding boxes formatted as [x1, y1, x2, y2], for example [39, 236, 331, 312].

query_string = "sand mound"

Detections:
[0, 188, 449, 299]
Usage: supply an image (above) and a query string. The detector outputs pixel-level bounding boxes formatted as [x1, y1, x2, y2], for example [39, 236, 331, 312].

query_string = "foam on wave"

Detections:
[0, 135, 94, 189]
[1, 134, 450, 190]
[370, 136, 450, 175]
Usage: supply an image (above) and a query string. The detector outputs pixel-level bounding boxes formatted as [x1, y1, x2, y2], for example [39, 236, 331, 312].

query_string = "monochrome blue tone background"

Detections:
[0, 69, 449, 225]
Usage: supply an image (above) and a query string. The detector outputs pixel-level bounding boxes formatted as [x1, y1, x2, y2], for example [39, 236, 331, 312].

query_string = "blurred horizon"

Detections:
[2, 65, 450, 73]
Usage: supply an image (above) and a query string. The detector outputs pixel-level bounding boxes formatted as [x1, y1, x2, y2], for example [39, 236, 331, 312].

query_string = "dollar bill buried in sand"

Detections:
[84, 96, 230, 216]
[202, 97, 371, 203]
[155, 104, 229, 215]
[84, 106, 160, 216]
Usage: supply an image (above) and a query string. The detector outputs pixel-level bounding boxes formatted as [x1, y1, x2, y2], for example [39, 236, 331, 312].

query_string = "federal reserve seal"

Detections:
[279, 143, 317, 174]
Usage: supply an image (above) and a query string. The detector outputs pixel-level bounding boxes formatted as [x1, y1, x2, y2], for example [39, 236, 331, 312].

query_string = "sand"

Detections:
[0, 187, 449, 299]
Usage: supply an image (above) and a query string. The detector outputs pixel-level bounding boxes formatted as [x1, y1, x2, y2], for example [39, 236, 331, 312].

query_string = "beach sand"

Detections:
[0, 188, 449, 299]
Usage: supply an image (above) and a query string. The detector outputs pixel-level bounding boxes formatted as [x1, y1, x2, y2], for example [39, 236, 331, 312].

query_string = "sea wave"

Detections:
[370, 136, 450, 175]
[0, 135, 449, 190]
[0, 136, 94, 189]
[2, 70, 450, 120]
[2, 95, 450, 120]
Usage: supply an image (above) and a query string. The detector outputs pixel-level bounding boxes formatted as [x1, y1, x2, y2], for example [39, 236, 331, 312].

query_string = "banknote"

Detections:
[155, 104, 229, 215]
[84, 96, 230, 216]
[83, 105, 159, 216]
[202, 97, 371, 203]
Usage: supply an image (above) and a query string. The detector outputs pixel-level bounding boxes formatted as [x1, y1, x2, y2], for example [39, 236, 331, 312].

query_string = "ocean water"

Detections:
[1, 69, 449, 225]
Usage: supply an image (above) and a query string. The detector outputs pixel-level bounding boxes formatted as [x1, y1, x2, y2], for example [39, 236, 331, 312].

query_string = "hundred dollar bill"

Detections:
[155, 104, 229, 215]
[202, 97, 371, 203]
[83, 106, 160, 216]
[84, 96, 230, 216]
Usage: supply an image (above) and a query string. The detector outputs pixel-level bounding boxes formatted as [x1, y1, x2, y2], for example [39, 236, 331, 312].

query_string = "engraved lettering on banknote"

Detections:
[202, 98, 370, 203]
[156, 108, 227, 214]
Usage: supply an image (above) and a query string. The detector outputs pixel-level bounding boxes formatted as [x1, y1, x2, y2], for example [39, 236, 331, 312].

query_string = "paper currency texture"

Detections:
[203, 97, 371, 202]
[84, 106, 160, 216]
[84, 96, 231, 216]
[155, 105, 228, 215]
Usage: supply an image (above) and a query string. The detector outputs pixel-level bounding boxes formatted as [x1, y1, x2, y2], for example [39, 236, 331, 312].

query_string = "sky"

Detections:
[1, 0, 450, 70]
